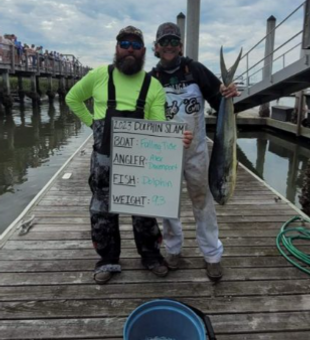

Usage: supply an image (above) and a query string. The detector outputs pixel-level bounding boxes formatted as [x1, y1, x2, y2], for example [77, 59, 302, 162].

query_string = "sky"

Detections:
[0, 0, 306, 77]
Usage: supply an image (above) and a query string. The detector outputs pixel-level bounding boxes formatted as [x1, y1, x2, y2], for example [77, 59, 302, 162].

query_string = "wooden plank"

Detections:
[1, 295, 309, 319]
[57, 169, 258, 177]
[22, 220, 296, 229]
[33, 202, 293, 210]
[0, 312, 309, 339]
[0, 280, 309, 302]
[5, 236, 301, 249]
[0, 256, 293, 273]
[47, 186, 273, 193]
[0, 318, 125, 339]
[30, 211, 297, 221]
[38, 197, 285, 206]
[0, 246, 302, 260]
[10, 228, 281, 240]
[0, 282, 213, 301]
[0, 267, 308, 286]
[218, 332, 310, 340]
[51, 173, 265, 181]
[48, 183, 270, 191]
[29, 215, 303, 225]
[214, 279, 310, 297]
[210, 312, 310, 334]
[45, 194, 283, 203]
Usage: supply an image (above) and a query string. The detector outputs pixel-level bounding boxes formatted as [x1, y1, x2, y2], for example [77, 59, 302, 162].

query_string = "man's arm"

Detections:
[189, 61, 222, 111]
[191, 61, 239, 111]
[65, 70, 96, 127]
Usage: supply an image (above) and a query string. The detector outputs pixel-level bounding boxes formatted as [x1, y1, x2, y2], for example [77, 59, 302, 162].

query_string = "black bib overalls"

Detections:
[88, 65, 164, 272]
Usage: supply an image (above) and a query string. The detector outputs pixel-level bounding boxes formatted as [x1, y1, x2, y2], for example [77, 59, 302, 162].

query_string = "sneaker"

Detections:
[93, 271, 112, 284]
[151, 263, 169, 277]
[165, 253, 181, 270]
[205, 262, 223, 281]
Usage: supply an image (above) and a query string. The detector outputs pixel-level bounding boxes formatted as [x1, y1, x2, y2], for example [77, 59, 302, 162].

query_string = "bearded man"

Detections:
[66, 26, 192, 284]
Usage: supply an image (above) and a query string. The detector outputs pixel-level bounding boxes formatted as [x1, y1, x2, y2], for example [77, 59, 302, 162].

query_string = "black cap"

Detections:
[156, 22, 181, 42]
[116, 26, 144, 43]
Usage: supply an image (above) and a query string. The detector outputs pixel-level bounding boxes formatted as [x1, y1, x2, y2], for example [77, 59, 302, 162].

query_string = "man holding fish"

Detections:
[150, 22, 241, 281]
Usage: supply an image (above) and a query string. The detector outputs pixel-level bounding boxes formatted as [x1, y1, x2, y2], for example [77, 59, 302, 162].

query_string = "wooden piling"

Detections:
[29, 74, 40, 106]
[177, 12, 186, 47]
[17, 75, 25, 104]
[46, 76, 55, 104]
[36, 76, 41, 96]
[65, 77, 70, 92]
[2, 72, 11, 94]
[58, 77, 66, 103]
[186, 0, 200, 61]
[299, 159, 310, 215]
[259, 16, 276, 118]
[10, 45, 15, 74]
[1, 71, 13, 108]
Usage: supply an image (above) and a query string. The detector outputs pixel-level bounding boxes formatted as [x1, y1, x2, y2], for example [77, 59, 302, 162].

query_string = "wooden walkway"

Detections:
[0, 138, 310, 339]
[0, 42, 89, 78]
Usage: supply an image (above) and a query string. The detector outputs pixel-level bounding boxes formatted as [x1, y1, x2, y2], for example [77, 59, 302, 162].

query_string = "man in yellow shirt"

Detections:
[66, 26, 192, 284]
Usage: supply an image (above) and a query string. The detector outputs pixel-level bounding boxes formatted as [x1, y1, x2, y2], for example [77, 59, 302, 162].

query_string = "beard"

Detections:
[114, 52, 145, 75]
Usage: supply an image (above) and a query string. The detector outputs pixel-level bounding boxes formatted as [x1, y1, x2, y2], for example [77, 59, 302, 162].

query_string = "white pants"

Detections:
[163, 140, 223, 263]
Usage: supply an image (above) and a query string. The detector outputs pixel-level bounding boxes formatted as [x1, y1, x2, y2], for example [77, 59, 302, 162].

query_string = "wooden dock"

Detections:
[0, 42, 89, 79]
[0, 138, 310, 339]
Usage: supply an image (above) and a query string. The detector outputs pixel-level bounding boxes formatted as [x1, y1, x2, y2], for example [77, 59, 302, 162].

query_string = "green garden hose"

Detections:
[276, 216, 310, 275]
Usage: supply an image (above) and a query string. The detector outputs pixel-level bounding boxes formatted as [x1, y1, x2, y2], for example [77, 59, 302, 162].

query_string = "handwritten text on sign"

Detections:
[109, 118, 185, 218]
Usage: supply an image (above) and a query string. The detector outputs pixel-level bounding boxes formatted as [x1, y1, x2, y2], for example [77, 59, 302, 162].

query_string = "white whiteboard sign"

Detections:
[109, 118, 185, 219]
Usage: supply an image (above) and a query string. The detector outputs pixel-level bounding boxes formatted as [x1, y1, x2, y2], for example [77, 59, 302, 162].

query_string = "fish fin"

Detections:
[220, 46, 229, 85]
[220, 47, 243, 86]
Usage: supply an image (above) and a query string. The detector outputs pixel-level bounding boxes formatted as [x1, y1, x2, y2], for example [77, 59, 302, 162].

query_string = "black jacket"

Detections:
[150, 57, 222, 112]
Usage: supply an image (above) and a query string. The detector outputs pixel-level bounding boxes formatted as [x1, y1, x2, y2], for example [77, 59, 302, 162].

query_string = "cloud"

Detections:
[0, 0, 305, 74]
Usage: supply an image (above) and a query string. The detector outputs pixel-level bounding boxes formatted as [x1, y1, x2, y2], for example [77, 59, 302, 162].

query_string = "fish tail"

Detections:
[220, 47, 243, 86]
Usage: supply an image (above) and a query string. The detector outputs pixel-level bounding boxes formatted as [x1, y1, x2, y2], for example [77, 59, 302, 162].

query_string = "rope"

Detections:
[276, 216, 310, 275]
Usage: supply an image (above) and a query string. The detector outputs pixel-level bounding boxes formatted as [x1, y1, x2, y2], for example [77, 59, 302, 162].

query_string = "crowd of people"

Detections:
[0, 33, 79, 72]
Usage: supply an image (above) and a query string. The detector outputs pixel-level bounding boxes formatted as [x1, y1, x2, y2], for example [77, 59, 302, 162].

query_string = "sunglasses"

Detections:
[158, 38, 181, 47]
[118, 40, 143, 50]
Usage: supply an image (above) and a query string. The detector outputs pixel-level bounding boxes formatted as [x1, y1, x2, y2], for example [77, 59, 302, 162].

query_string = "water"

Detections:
[207, 126, 310, 210]
[0, 98, 91, 234]
[237, 128, 309, 209]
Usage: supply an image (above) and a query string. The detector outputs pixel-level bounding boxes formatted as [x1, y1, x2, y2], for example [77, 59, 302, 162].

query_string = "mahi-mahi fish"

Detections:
[209, 47, 242, 205]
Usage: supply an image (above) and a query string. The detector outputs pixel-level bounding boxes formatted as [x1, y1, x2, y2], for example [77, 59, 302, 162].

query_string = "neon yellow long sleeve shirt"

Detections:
[65, 65, 166, 127]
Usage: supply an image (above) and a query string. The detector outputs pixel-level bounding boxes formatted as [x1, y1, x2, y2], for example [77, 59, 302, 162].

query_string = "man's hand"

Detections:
[220, 83, 241, 98]
[183, 130, 193, 148]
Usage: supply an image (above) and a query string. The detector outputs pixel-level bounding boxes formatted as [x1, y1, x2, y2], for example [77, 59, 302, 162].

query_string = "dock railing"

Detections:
[234, 1, 308, 92]
[0, 41, 90, 78]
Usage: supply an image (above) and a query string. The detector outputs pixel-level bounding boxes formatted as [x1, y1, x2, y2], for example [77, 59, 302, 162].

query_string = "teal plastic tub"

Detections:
[123, 299, 216, 340]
